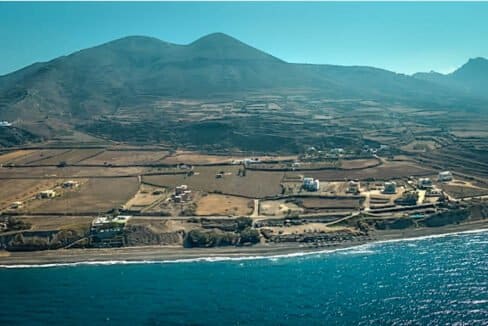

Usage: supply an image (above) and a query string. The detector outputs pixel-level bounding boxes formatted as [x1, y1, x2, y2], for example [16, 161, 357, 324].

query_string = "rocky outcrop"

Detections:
[0, 229, 87, 251]
[375, 218, 415, 230]
[125, 225, 184, 246]
[419, 209, 469, 227]
[267, 230, 366, 244]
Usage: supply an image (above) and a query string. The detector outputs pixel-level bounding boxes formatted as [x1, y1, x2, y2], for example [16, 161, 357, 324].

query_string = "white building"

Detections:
[10, 201, 23, 209]
[346, 181, 360, 194]
[383, 181, 397, 194]
[62, 180, 78, 188]
[418, 178, 433, 189]
[438, 171, 453, 182]
[303, 177, 320, 191]
[38, 190, 56, 199]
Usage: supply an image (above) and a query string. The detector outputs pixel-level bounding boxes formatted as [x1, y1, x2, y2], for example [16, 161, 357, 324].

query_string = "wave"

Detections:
[1, 228, 487, 269]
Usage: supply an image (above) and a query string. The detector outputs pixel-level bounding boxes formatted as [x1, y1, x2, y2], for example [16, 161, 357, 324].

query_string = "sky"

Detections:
[0, 2, 487, 76]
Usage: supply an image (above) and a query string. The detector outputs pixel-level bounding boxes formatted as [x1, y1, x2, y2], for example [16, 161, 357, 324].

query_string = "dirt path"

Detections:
[251, 199, 260, 217]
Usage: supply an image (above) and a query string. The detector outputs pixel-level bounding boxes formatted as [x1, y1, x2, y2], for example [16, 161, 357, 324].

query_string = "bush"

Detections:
[422, 209, 469, 227]
[5, 217, 31, 231]
[239, 227, 260, 244]
[235, 216, 253, 231]
[185, 229, 239, 248]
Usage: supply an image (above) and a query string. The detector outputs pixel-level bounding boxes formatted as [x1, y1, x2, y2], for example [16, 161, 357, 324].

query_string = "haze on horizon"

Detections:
[1, 2, 487, 76]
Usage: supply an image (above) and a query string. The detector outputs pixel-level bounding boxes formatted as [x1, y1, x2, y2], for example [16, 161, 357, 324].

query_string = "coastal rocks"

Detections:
[200, 216, 253, 232]
[267, 230, 366, 244]
[375, 218, 415, 230]
[184, 225, 260, 248]
[125, 225, 184, 246]
[419, 209, 469, 227]
[185, 229, 239, 247]
[0, 229, 86, 251]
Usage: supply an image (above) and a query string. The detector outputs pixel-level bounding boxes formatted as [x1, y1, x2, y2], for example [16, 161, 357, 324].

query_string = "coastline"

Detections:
[1, 219, 487, 268]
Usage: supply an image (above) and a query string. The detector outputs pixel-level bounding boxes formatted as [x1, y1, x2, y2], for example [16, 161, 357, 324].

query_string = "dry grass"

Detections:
[440, 185, 488, 199]
[35, 149, 104, 164]
[124, 185, 168, 209]
[341, 159, 380, 169]
[161, 151, 296, 165]
[28, 177, 140, 214]
[290, 161, 433, 181]
[195, 194, 252, 216]
[300, 198, 360, 209]
[143, 166, 284, 198]
[0, 150, 71, 165]
[0, 150, 35, 164]
[19, 216, 92, 232]
[260, 200, 303, 216]
[82, 150, 169, 165]
[0, 166, 147, 179]
[0, 179, 62, 209]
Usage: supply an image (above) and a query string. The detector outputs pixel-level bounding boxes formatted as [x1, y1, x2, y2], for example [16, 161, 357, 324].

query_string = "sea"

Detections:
[0, 230, 487, 325]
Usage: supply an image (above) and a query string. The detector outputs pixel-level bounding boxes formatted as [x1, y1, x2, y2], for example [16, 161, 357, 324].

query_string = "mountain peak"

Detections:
[190, 32, 240, 45]
[188, 32, 283, 62]
[467, 57, 487, 64]
[452, 56, 488, 77]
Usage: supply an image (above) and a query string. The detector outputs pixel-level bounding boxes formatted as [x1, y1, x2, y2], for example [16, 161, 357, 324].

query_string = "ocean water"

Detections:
[1, 231, 487, 325]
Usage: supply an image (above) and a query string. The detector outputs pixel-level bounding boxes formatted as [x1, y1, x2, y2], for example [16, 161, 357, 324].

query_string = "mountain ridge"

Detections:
[0, 32, 486, 123]
[413, 57, 488, 98]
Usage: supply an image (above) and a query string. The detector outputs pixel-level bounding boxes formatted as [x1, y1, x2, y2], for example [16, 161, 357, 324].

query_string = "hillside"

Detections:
[1, 33, 482, 121]
[413, 57, 488, 99]
[0, 33, 486, 149]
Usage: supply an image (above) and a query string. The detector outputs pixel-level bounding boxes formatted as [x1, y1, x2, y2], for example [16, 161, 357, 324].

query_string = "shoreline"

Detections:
[1, 220, 487, 268]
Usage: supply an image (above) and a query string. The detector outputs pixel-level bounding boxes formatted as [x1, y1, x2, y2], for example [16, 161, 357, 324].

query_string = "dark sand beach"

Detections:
[1, 220, 487, 267]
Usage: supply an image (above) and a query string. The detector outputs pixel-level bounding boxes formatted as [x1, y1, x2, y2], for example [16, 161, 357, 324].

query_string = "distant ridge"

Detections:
[0, 32, 486, 122]
[413, 57, 488, 98]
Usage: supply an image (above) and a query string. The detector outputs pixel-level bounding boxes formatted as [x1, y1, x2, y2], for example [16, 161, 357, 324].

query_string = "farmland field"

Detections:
[287, 161, 433, 181]
[0, 179, 62, 209]
[0, 149, 68, 165]
[340, 158, 381, 169]
[27, 177, 140, 213]
[195, 194, 252, 216]
[81, 150, 170, 165]
[299, 197, 361, 210]
[143, 166, 284, 198]
[34, 149, 104, 165]
[439, 185, 488, 199]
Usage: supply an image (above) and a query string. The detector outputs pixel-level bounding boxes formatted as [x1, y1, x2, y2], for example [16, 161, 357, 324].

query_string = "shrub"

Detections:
[239, 227, 260, 244]
[185, 229, 239, 248]
[235, 216, 253, 231]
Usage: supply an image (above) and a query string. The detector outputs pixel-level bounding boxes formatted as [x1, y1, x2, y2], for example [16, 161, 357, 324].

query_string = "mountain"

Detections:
[413, 57, 488, 98]
[0, 33, 486, 123]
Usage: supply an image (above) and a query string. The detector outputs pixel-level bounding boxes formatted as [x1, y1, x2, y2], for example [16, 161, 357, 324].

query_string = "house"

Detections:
[90, 215, 131, 247]
[303, 177, 320, 191]
[10, 201, 23, 209]
[0, 121, 12, 127]
[383, 181, 397, 194]
[175, 185, 188, 195]
[346, 181, 360, 194]
[418, 178, 433, 189]
[38, 190, 56, 199]
[438, 171, 453, 182]
[62, 180, 78, 188]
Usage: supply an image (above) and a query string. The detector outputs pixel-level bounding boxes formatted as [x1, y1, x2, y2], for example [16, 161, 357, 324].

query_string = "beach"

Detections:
[1, 219, 487, 267]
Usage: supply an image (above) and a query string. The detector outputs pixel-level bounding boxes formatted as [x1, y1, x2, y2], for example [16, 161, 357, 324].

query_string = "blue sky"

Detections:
[0, 2, 487, 76]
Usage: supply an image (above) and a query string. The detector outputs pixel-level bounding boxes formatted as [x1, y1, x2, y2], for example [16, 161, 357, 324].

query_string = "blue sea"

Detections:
[1, 231, 487, 325]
